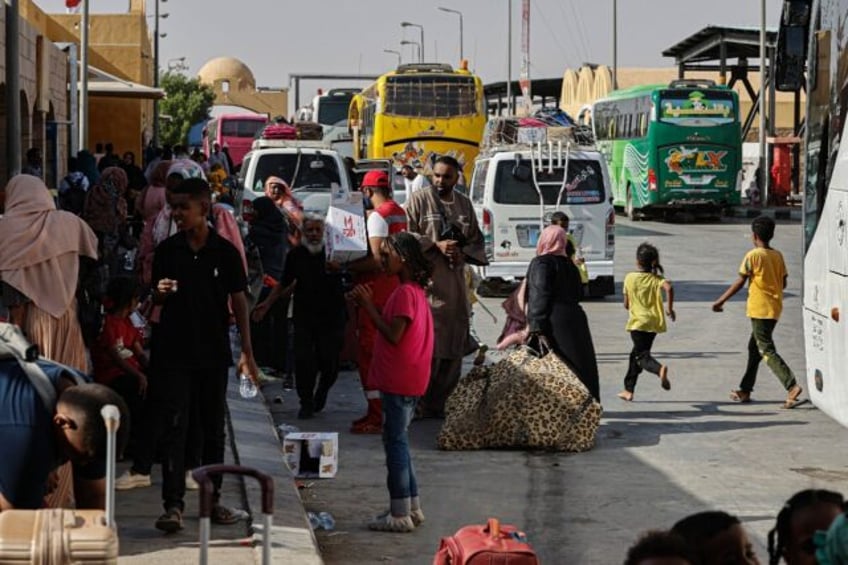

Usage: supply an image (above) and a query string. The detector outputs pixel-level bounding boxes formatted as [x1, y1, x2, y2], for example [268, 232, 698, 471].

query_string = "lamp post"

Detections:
[152, 0, 167, 149]
[383, 49, 402, 66]
[401, 21, 424, 62]
[437, 7, 463, 61]
[400, 40, 421, 64]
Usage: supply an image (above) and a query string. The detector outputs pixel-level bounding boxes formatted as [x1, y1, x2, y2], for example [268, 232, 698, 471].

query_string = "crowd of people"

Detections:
[0, 138, 820, 552]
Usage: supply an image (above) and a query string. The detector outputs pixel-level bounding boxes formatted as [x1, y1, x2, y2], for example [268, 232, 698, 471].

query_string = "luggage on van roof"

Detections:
[481, 114, 595, 152]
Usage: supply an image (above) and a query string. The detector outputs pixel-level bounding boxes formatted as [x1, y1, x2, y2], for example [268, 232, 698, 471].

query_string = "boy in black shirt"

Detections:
[149, 177, 259, 533]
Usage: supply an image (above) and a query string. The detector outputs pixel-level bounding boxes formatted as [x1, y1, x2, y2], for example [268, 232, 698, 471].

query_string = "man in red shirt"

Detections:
[347, 170, 407, 434]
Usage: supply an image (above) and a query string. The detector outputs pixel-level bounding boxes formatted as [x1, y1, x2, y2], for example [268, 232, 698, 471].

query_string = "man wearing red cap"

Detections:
[347, 170, 407, 433]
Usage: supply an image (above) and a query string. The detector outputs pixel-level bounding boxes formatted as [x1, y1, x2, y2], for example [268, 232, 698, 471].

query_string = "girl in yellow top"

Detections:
[618, 243, 675, 401]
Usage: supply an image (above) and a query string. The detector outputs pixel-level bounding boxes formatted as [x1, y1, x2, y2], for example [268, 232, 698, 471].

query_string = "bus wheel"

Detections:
[625, 188, 638, 221]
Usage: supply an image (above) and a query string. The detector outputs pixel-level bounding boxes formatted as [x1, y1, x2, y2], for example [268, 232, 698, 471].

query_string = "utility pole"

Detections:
[506, 0, 512, 115]
[612, 0, 618, 89]
[759, 0, 767, 206]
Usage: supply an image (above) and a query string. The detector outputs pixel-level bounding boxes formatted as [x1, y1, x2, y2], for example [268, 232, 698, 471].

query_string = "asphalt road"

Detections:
[268, 216, 848, 564]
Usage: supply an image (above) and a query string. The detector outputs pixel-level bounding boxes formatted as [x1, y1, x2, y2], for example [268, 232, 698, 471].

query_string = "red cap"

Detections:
[362, 170, 389, 189]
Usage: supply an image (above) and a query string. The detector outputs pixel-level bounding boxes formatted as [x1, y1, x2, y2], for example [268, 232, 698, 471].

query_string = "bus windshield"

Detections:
[316, 100, 352, 126]
[221, 118, 267, 138]
[658, 90, 736, 126]
[493, 159, 605, 205]
[385, 75, 477, 118]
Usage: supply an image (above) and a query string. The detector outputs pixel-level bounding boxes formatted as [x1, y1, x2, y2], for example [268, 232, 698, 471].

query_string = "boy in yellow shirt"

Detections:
[713, 216, 802, 408]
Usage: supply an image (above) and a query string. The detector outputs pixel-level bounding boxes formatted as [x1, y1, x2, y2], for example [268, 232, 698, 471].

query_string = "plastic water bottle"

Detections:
[317, 512, 335, 531]
[239, 373, 258, 399]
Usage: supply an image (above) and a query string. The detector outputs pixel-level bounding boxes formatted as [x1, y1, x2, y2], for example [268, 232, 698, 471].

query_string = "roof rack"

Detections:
[251, 139, 332, 151]
[668, 79, 717, 89]
[481, 118, 596, 151]
[395, 63, 454, 74]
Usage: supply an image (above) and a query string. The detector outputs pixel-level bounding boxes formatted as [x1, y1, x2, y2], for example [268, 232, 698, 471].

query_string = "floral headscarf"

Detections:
[83, 166, 128, 233]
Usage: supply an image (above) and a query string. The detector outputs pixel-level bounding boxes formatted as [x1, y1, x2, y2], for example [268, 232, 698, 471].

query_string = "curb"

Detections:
[726, 206, 802, 221]
[226, 378, 324, 564]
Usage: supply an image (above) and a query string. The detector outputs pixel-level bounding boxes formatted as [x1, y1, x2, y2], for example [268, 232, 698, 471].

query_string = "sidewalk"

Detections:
[114, 376, 323, 564]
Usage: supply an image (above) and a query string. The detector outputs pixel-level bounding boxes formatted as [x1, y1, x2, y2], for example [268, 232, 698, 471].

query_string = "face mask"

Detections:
[363, 196, 374, 210]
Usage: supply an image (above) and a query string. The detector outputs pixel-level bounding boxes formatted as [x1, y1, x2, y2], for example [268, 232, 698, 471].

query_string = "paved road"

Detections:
[268, 216, 848, 564]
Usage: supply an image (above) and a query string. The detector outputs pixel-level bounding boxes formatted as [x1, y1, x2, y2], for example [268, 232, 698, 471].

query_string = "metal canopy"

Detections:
[484, 78, 563, 115]
[663, 26, 778, 65]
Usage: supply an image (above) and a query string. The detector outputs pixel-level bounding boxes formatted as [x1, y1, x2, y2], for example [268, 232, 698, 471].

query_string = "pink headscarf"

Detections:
[0, 175, 98, 317]
[535, 225, 568, 257]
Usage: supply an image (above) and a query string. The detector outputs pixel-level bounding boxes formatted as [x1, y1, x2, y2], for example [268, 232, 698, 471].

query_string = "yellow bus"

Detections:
[348, 62, 486, 184]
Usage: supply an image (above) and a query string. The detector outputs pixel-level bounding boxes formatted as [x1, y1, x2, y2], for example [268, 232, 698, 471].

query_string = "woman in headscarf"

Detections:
[264, 176, 303, 246]
[525, 224, 600, 401]
[247, 196, 289, 374]
[83, 166, 130, 281]
[76, 149, 100, 187]
[0, 174, 98, 370]
[136, 160, 171, 287]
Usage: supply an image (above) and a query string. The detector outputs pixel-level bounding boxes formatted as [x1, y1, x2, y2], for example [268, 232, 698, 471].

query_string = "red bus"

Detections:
[203, 114, 268, 167]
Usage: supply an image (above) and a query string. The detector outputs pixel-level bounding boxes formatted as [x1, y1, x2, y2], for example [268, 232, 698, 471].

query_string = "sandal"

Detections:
[659, 366, 671, 391]
[211, 504, 248, 525]
[783, 385, 803, 409]
[729, 390, 752, 403]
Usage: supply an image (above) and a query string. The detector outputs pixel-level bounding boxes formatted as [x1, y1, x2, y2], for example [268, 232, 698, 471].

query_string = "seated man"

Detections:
[0, 355, 129, 511]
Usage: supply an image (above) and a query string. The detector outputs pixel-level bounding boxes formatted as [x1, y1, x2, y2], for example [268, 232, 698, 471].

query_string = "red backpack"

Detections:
[433, 519, 540, 565]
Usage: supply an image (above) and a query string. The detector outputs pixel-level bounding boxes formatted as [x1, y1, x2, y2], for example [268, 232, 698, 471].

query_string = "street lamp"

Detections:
[437, 7, 463, 61]
[401, 21, 424, 62]
[400, 40, 421, 64]
[153, 0, 168, 149]
[383, 49, 402, 66]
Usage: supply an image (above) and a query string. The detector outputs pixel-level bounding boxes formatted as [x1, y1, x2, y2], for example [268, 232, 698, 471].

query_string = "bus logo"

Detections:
[665, 146, 728, 175]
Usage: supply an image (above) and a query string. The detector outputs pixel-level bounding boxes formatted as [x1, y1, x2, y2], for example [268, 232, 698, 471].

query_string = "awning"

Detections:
[78, 65, 165, 100]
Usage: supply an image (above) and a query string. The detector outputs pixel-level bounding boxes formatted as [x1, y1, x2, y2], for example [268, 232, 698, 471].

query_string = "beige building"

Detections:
[197, 57, 288, 118]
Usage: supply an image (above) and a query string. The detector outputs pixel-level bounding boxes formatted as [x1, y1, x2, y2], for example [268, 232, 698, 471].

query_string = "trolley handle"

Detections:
[192, 464, 275, 517]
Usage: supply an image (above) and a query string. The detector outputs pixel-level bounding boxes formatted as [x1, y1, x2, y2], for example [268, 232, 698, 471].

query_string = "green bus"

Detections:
[592, 80, 742, 219]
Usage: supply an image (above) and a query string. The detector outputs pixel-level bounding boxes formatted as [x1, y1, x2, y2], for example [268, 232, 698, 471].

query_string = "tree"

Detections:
[159, 71, 215, 147]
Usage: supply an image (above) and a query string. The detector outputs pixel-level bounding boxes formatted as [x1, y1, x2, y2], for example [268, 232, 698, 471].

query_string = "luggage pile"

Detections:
[257, 121, 324, 141]
[437, 347, 601, 452]
[481, 108, 594, 149]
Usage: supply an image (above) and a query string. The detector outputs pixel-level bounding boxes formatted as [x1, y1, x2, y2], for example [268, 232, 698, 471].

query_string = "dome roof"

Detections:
[197, 57, 256, 91]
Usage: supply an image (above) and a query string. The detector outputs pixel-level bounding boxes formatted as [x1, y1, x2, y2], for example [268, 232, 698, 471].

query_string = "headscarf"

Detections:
[0, 175, 98, 317]
[264, 176, 292, 202]
[135, 160, 170, 221]
[212, 203, 248, 274]
[149, 159, 172, 188]
[536, 225, 568, 257]
[83, 166, 128, 233]
[167, 159, 207, 182]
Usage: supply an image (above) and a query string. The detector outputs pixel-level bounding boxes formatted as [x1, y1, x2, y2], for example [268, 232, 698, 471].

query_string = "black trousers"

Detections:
[251, 291, 289, 373]
[294, 324, 343, 410]
[107, 373, 144, 456]
[623, 330, 662, 392]
[133, 367, 228, 512]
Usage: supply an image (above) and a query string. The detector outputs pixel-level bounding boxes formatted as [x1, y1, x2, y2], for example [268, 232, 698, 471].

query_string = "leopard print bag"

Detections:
[437, 347, 601, 452]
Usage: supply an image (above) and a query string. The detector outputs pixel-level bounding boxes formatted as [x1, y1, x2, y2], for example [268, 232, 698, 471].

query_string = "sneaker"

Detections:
[115, 470, 151, 490]
[155, 507, 183, 533]
[376, 508, 425, 527]
[185, 470, 199, 491]
[368, 512, 415, 533]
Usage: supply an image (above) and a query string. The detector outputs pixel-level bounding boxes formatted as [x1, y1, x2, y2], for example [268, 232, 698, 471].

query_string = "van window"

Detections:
[470, 160, 488, 204]
[493, 159, 605, 205]
[252, 154, 342, 192]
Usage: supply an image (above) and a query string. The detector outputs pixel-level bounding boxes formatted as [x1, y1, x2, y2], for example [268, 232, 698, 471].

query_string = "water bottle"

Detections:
[307, 512, 321, 530]
[239, 373, 258, 399]
[317, 512, 335, 531]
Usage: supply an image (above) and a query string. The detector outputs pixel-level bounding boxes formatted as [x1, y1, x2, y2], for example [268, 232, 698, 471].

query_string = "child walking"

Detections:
[349, 232, 434, 533]
[713, 216, 802, 408]
[617, 243, 675, 401]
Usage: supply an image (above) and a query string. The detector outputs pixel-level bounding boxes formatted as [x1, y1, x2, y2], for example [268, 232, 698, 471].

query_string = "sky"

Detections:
[35, 0, 784, 109]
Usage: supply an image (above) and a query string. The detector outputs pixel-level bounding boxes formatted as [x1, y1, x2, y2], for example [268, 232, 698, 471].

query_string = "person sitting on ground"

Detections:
[767, 489, 846, 565]
[624, 530, 695, 565]
[0, 349, 129, 511]
[253, 214, 346, 419]
[91, 276, 149, 458]
[671, 510, 760, 565]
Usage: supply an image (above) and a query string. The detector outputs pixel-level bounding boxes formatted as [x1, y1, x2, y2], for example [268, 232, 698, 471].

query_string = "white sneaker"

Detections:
[375, 508, 425, 526]
[368, 512, 415, 533]
[185, 470, 199, 491]
[115, 470, 151, 490]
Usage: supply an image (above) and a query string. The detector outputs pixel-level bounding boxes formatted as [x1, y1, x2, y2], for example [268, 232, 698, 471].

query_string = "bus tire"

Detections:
[625, 187, 638, 221]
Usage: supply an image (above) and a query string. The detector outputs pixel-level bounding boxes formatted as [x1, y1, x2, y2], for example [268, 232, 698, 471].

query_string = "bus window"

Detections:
[658, 89, 736, 126]
[385, 75, 477, 118]
[221, 119, 266, 138]
[493, 159, 605, 206]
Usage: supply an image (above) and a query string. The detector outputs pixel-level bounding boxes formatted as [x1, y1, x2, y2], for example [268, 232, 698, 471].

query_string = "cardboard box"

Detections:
[283, 432, 339, 478]
[325, 192, 368, 264]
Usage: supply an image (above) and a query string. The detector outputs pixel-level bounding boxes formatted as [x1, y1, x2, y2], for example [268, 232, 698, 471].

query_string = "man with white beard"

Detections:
[255, 214, 346, 418]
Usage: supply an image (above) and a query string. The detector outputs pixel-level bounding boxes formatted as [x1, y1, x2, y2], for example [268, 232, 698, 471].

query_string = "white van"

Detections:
[469, 142, 616, 296]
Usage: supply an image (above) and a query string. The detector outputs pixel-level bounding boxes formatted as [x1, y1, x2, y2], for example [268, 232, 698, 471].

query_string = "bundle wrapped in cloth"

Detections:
[437, 347, 601, 452]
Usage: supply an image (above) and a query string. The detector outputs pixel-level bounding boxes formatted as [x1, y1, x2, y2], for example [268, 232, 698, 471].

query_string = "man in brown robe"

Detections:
[405, 155, 487, 417]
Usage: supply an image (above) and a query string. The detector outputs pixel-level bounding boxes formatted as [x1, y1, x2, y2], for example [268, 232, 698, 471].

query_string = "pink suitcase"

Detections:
[0, 405, 122, 564]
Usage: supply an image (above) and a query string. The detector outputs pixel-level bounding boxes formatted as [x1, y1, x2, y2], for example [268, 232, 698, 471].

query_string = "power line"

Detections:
[532, 0, 575, 69]
[555, 0, 589, 64]
[568, 0, 593, 64]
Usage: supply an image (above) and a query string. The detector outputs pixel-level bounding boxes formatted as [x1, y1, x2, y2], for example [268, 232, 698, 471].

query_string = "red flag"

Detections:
[66, 0, 81, 7]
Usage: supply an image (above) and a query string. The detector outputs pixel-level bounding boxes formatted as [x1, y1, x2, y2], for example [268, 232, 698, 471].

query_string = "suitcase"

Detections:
[193, 464, 275, 565]
[262, 124, 298, 140]
[0, 405, 122, 564]
[295, 121, 324, 141]
[433, 518, 539, 565]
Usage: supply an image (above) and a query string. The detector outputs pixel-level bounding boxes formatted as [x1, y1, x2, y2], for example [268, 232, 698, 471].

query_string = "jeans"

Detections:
[623, 330, 662, 393]
[382, 393, 419, 503]
[739, 318, 797, 392]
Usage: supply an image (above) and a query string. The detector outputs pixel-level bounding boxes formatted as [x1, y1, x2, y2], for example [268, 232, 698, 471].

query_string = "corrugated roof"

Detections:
[663, 26, 779, 64]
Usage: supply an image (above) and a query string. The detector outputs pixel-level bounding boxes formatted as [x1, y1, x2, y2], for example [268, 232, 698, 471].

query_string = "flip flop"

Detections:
[729, 390, 752, 403]
[782, 385, 803, 409]
[659, 366, 671, 391]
